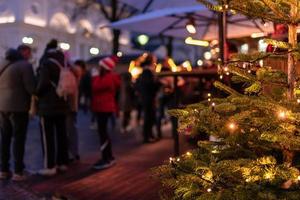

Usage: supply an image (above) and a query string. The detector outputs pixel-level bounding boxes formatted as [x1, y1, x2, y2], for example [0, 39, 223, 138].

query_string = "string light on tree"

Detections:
[186, 152, 192, 157]
[207, 188, 212, 192]
[297, 99, 300, 104]
[228, 122, 237, 131]
[278, 111, 287, 120]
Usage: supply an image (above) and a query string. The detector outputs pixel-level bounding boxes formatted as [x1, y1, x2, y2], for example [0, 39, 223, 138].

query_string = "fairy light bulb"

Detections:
[208, 98, 211, 102]
[297, 99, 300, 104]
[297, 176, 300, 181]
[228, 122, 237, 131]
[226, 72, 230, 75]
[224, 67, 229, 72]
[186, 152, 192, 156]
[177, 158, 180, 162]
[219, 75, 223, 79]
[207, 188, 212, 192]
[211, 102, 216, 107]
[278, 111, 286, 119]
[247, 70, 251, 74]
[207, 93, 211, 97]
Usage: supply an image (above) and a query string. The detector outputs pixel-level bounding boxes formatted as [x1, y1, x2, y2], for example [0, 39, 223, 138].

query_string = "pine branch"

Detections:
[213, 81, 242, 96]
[228, 65, 256, 82]
[264, 39, 291, 49]
[260, 0, 288, 19]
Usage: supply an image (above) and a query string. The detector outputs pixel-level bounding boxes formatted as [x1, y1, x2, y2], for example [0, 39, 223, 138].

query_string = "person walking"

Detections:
[120, 72, 135, 134]
[136, 54, 161, 143]
[36, 40, 70, 176]
[91, 56, 120, 170]
[0, 48, 35, 181]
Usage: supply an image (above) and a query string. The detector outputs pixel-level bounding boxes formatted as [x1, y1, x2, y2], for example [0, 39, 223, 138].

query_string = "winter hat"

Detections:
[99, 56, 119, 71]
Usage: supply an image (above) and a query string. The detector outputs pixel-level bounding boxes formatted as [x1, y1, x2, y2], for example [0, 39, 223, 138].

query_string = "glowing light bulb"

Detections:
[224, 67, 229, 72]
[297, 176, 300, 181]
[177, 158, 180, 162]
[247, 70, 251, 74]
[219, 75, 223, 79]
[207, 188, 212, 192]
[186, 23, 196, 34]
[186, 152, 192, 156]
[297, 99, 300, 104]
[207, 93, 211, 97]
[228, 122, 237, 131]
[246, 178, 250, 182]
[208, 98, 211, 102]
[226, 72, 230, 76]
[278, 111, 286, 119]
[211, 102, 216, 107]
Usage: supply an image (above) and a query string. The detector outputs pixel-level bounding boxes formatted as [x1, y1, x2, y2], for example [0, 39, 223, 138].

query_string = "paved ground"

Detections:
[0, 112, 193, 200]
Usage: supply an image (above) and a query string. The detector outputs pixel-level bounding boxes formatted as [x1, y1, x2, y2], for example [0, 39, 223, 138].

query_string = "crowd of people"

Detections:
[0, 39, 181, 182]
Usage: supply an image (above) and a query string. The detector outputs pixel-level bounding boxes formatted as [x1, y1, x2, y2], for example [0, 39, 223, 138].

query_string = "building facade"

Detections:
[0, 0, 131, 65]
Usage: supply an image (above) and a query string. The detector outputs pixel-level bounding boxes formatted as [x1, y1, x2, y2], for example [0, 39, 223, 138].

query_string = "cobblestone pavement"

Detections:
[0, 112, 191, 200]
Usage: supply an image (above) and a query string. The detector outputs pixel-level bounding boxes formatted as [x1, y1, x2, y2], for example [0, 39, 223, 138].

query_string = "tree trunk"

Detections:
[287, 23, 297, 99]
[111, 0, 120, 55]
[112, 29, 121, 55]
[284, 5, 298, 166]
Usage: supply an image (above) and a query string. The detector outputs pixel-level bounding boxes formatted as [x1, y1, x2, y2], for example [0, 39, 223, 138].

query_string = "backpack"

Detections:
[48, 58, 77, 99]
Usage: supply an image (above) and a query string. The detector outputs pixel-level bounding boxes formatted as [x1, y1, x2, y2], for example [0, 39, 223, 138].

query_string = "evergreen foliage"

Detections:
[154, 1, 300, 199]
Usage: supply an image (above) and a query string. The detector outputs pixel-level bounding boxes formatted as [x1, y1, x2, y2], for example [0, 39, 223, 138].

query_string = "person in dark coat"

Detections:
[0, 48, 35, 181]
[36, 40, 69, 176]
[91, 56, 120, 170]
[120, 72, 135, 133]
[136, 54, 161, 143]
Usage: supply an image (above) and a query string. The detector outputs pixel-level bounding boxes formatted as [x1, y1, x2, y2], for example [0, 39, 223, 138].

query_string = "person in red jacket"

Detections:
[91, 56, 120, 170]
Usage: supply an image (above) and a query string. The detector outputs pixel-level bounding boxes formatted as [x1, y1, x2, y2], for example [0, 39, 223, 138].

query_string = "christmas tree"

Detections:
[154, 1, 300, 199]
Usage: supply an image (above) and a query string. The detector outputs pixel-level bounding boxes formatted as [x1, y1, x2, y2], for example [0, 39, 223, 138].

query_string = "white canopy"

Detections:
[121, 0, 199, 12]
[111, 6, 274, 40]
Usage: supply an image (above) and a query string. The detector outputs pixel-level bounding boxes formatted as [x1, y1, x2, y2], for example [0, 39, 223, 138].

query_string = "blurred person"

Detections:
[0, 48, 35, 181]
[136, 54, 161, 143]
[91, 56, 120, 170]
[36, 40, 69, 176]
[75, 60, 91, 113]
[119, 72, 135, 134]
[157, 66, 184, 138]
[17, 44, 32, 61]
[89, 66, 100, 130]
[66, 57, 82, 163]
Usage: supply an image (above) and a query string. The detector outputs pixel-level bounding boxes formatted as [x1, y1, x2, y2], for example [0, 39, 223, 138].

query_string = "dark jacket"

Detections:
[0, 59, 35, 112]
[120, 72, 135, 112]
[36, 49, 69, 115]
[135, 69, 160, 107]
